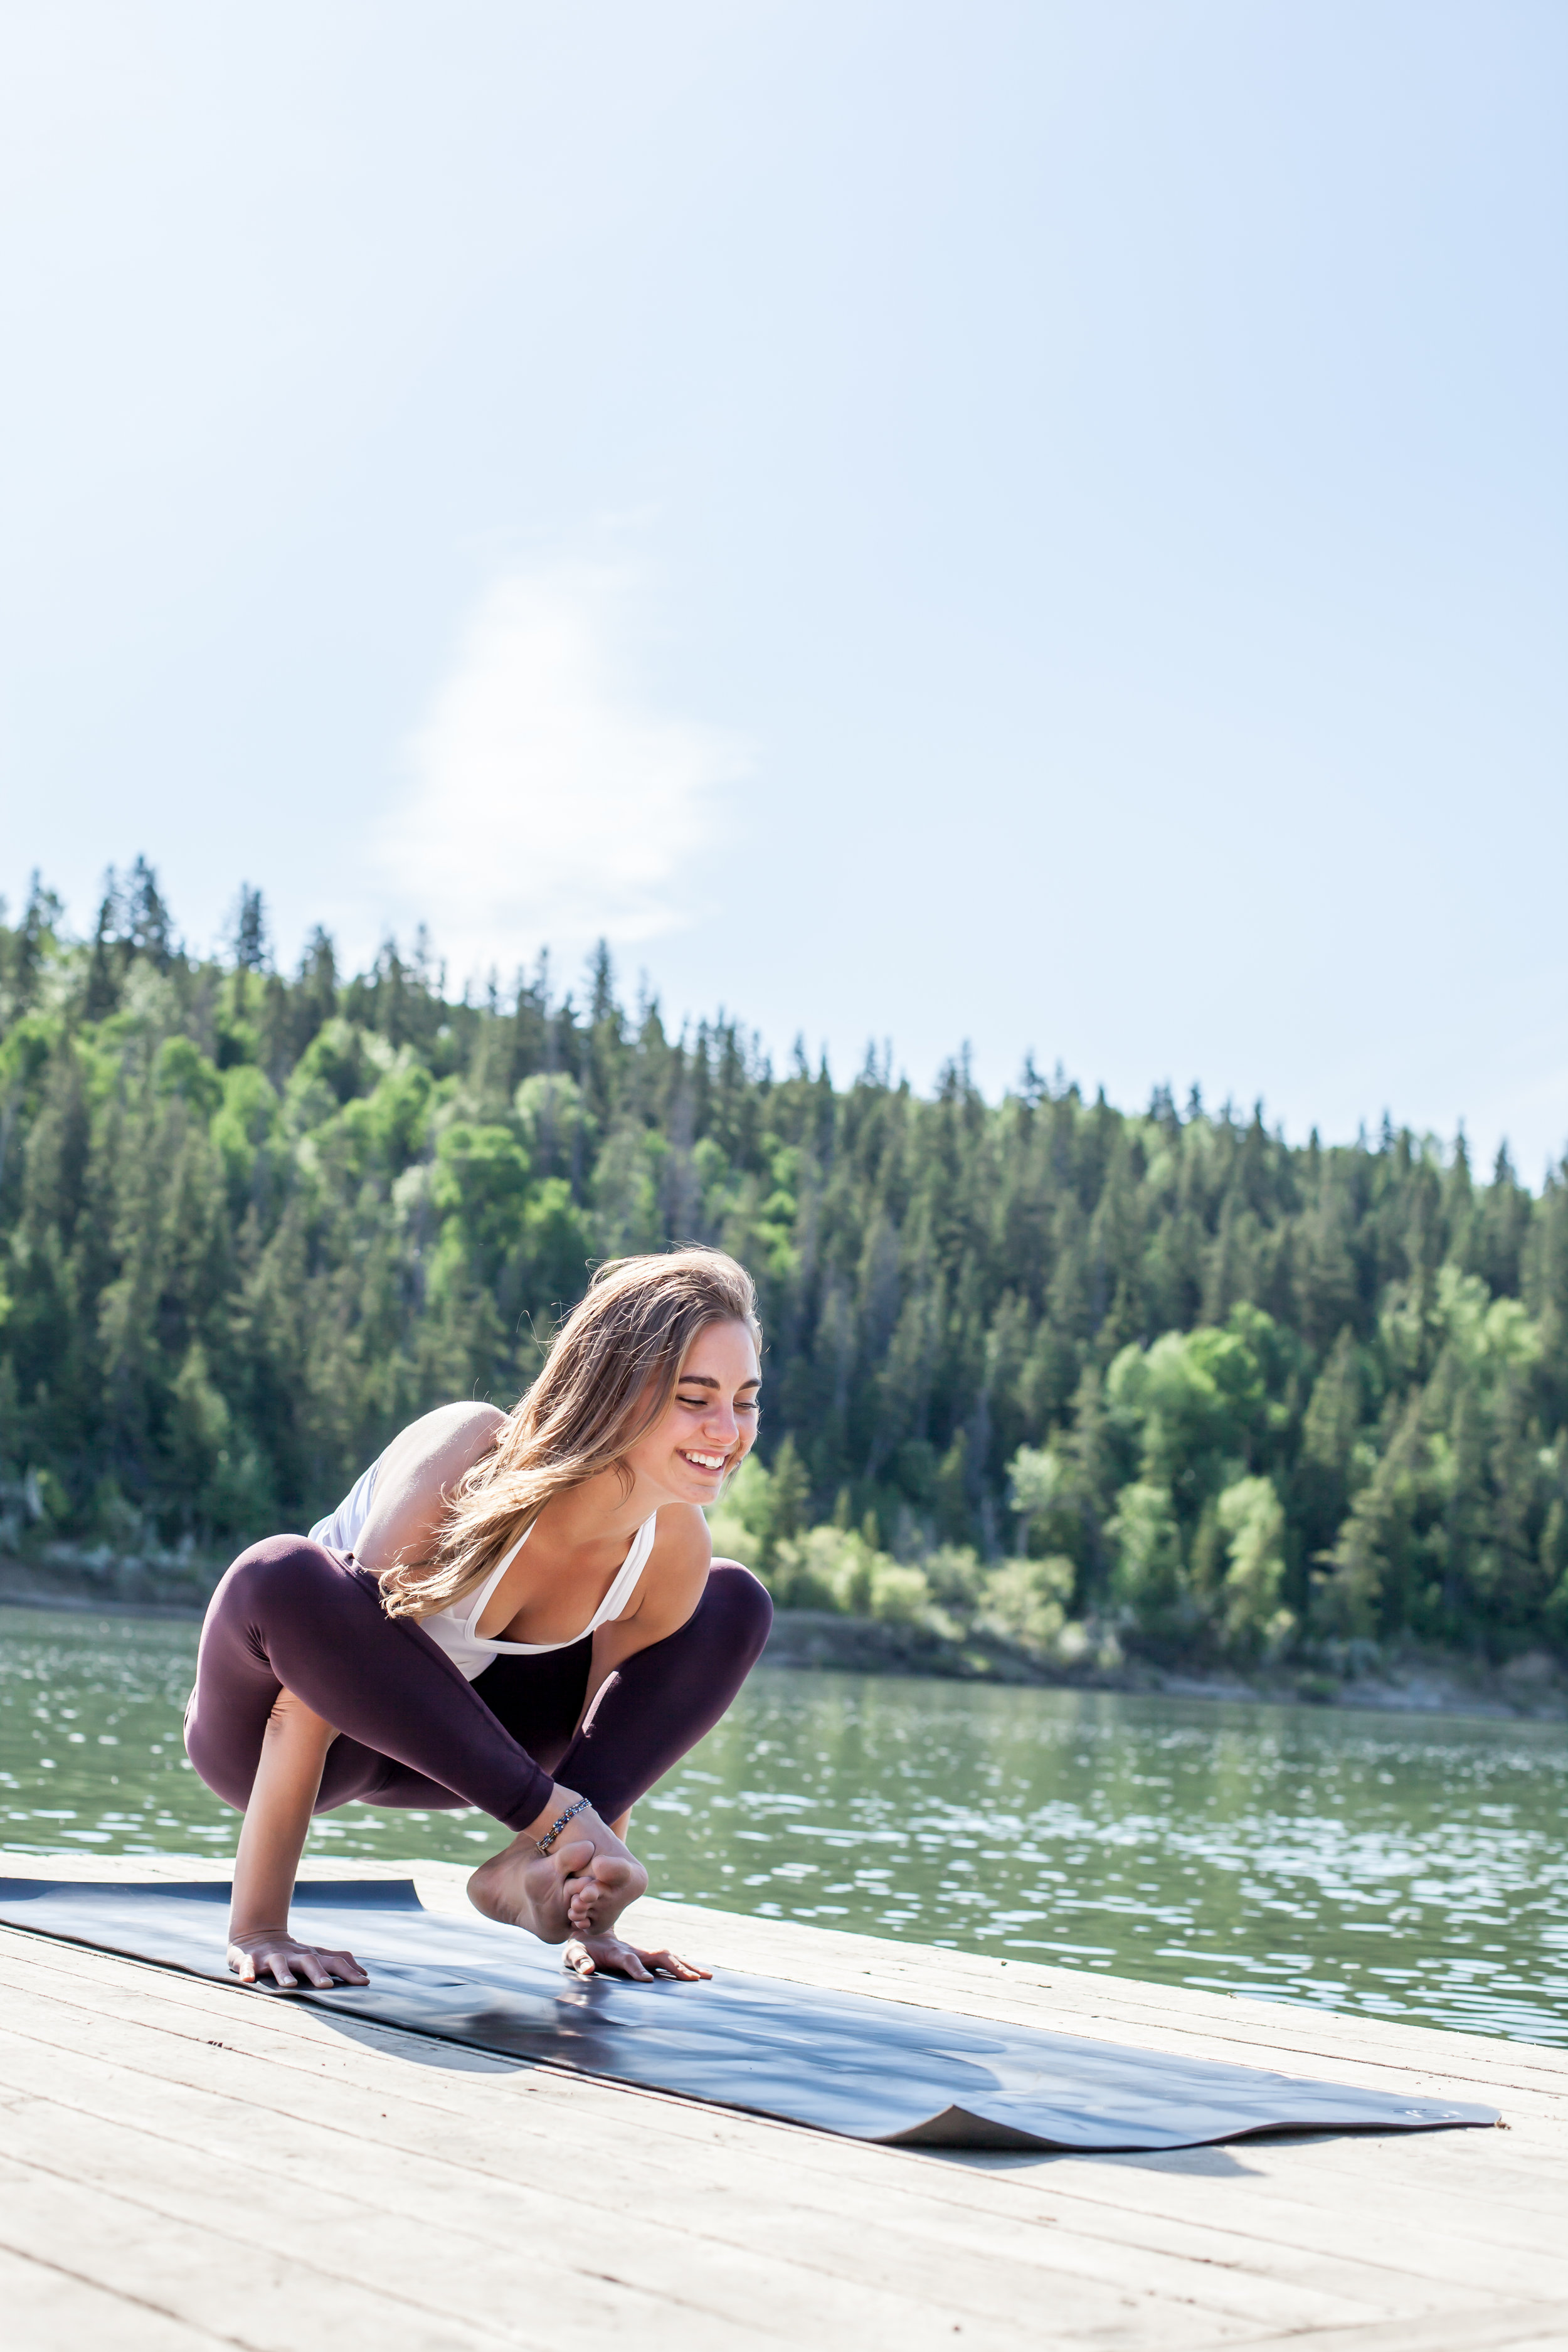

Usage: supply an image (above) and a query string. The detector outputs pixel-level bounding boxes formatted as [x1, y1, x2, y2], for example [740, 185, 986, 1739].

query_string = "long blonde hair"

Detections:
[379, 1247, 761, 1621]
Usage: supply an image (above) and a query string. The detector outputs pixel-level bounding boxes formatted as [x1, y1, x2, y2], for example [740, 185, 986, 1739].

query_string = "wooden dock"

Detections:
[1, 1851, 1565, 2351]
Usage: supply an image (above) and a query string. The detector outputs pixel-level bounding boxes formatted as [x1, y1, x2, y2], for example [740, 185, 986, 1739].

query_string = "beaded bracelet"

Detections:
[534, 1795, 592, 1856]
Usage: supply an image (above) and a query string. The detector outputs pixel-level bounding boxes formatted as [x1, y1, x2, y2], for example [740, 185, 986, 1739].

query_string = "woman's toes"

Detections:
[594, 1853, 649, 1902]
[569, 1853, 647, 1936]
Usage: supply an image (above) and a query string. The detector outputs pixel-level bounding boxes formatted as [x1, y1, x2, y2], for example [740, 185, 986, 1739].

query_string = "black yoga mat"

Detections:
[0, 1876, 1498, 2152]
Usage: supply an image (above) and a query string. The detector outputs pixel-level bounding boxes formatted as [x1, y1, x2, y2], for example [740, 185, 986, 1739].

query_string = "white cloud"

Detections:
[378, 566, 748, 980]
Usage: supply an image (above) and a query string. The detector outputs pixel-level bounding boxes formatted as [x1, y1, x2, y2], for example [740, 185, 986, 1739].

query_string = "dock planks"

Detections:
[0, 1851, 1564, 2351]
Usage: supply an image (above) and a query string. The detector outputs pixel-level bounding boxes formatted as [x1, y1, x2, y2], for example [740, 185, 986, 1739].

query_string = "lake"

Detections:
[3, 1602, 1565, 2045]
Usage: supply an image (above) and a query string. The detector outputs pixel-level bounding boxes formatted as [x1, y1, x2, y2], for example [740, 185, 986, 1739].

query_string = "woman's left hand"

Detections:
[564, 1933, 711, 1983]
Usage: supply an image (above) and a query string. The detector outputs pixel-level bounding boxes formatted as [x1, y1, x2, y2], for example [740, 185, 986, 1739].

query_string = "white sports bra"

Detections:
[309, 1461, 657, 1683]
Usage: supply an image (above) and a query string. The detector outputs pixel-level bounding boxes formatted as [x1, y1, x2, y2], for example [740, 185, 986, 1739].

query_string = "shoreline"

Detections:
[4, 1557, 1564, 1723]
[763, 1606, 1568, 1722]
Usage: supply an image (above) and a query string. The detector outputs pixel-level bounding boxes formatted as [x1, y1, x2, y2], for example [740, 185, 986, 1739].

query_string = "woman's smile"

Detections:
[619, 1314, 761, 1503]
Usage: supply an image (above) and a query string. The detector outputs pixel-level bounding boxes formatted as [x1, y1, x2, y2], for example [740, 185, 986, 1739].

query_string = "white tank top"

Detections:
[309, 1462, 657, 1682]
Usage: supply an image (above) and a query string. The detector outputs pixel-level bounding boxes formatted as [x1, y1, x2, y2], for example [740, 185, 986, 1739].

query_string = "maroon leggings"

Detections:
[185, 1537, 772, 1832]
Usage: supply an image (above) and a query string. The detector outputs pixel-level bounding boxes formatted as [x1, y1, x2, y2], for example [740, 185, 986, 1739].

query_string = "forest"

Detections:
[3, 861, 1567, 1671]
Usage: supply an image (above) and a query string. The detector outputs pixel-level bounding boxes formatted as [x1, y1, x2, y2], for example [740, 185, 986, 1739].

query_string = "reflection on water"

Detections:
[2, 1604, 1565, 2043]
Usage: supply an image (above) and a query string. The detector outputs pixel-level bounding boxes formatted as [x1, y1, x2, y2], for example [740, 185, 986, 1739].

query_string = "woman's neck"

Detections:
[532, 1464, 659, 1557]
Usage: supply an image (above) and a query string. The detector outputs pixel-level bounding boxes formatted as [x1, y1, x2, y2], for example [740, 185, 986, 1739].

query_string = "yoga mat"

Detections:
[0, 1877, 1498, 2152]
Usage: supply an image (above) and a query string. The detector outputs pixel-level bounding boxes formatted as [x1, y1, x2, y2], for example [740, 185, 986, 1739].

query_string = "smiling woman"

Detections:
[182, 1249, 772, 1994]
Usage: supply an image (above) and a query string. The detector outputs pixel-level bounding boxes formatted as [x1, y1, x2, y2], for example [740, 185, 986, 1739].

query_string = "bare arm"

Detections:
[227, 1692, 368, 1989]
[226, 1403, 506, 1989]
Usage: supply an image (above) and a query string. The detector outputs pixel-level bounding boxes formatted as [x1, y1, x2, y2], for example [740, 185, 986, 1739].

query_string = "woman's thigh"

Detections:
[184, 1535, 550, 1828]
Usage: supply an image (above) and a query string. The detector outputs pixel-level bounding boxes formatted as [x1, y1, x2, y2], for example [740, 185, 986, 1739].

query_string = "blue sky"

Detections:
[1, 3, 1564, 1170]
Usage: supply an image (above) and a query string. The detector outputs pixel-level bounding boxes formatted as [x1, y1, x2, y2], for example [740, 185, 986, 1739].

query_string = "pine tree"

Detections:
[1, 871, 1566, 1666]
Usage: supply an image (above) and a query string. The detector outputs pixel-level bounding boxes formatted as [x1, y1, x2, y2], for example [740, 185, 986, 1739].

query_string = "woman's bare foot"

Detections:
[560, 1838, 647, 1942]
[467, 1833, 598, 1943]
[467, 1802, 648, 1947]
[564, 1933, 712, 1983]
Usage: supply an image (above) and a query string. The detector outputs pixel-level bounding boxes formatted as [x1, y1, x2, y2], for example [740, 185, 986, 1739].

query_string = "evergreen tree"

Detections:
[1, 869, 1565, 1665]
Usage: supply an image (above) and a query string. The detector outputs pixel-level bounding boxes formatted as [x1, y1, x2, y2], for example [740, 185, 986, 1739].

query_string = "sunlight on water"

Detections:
[2, 1604, 1565, 2043]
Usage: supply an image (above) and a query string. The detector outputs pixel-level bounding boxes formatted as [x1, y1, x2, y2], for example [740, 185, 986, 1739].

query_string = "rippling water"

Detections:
[2, 1604, 1565, 2043]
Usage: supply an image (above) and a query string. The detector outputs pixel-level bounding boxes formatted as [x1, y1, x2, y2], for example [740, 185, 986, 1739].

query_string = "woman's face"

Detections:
[622, 1317, 761, 1508]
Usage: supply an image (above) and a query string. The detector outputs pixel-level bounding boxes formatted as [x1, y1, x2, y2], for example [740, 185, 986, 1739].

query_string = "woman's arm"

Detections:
[227, 1692, 369, 1990]
[226, 1405, 506, 1988]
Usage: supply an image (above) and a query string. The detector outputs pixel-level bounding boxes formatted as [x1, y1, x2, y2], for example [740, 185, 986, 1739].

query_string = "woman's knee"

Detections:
[216, 1534, 348, 1635]
[702, 1560, 773, 1666]
[183, 1704, 255, 1814]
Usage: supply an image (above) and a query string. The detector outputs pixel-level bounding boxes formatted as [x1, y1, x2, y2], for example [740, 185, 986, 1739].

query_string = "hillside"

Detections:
[3, 862, 1565, 1671]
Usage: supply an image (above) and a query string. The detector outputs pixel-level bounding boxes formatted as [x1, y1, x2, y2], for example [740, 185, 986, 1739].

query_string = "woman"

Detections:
[184, 1248, 771, 1990]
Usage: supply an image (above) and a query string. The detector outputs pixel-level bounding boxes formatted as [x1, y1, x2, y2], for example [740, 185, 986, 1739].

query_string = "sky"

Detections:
[1, 2, 1564, 1172]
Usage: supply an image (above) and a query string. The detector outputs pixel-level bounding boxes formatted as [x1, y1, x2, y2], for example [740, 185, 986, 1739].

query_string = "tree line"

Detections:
[3, 862, 1566, 1666]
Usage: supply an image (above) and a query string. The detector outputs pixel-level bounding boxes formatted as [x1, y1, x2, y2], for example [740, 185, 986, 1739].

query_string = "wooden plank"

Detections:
[0, 1966, 1346, 2343]
[2, 1900, 1553, 2222]
[0, 1919, 1555, 2275]
[1229, 2302, 1568, 2351]
[0, 2127, 849, 2352]
[0, 2240, 235, 2352]
[0, 1947, 1542, 2352]
[3, 1853, 1565, 2352]
[0, 2149, 512, 2352]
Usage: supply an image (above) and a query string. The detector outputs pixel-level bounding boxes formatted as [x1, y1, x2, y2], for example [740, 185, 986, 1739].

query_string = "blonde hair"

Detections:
[379, 1247, 761, 1621]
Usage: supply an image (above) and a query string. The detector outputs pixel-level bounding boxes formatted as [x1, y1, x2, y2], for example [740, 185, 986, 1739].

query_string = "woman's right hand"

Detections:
[227, 1931, 369, 1990]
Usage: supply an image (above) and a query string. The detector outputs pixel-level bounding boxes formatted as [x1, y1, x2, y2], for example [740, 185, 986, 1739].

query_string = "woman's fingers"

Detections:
[564, 1936, 649, 1980]
[563, 1936, 711, 1983]
[309, 1946, 369, 1985]
[290, 1945, 366, 1988]
[645, 1947, 712, 1981]
[231, 1938, 369, 1992]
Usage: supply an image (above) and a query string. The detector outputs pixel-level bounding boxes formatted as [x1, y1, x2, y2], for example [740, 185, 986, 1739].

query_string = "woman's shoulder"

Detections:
[617, 1504, 711, 1638]
[381, 1401, 508, 1484]
[646, 1503, 712, 1574]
